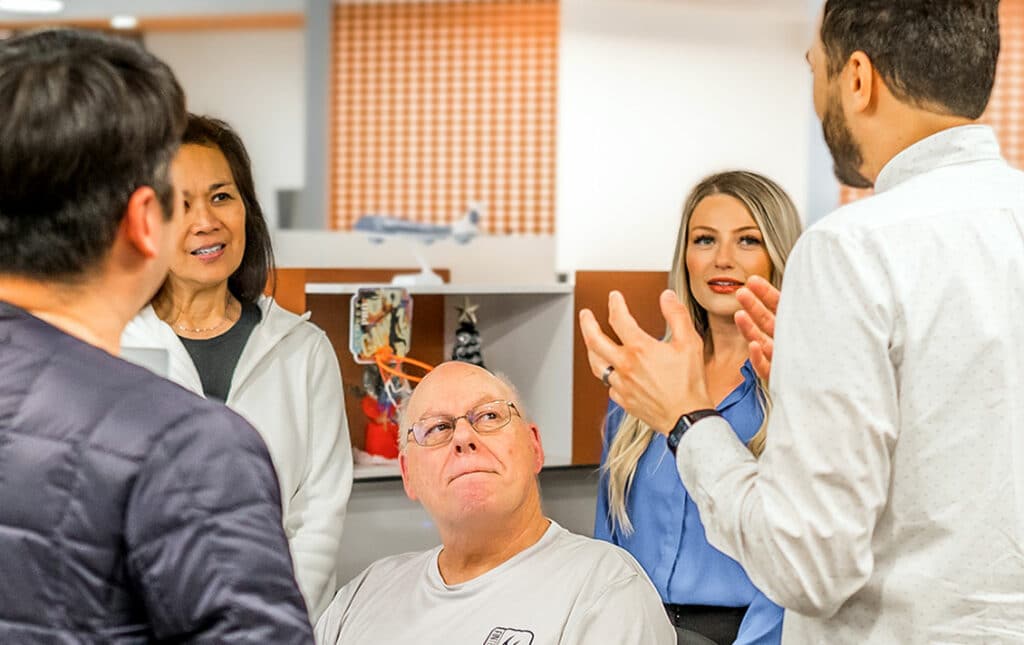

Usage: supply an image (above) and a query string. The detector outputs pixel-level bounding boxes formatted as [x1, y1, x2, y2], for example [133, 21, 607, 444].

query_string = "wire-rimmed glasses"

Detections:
[407, 399, 520, 447]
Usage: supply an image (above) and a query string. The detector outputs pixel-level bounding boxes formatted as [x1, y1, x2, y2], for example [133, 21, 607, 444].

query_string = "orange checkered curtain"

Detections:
[330, 0, 559, 234]
[837, 0, 1023, 205]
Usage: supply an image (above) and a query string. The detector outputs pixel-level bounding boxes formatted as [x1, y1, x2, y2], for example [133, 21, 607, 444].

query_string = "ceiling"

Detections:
[0, 0, 817, 21]
[0, 0, 303, 21]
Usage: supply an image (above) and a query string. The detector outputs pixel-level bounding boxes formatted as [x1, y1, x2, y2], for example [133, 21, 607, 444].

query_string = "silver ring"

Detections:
[601, 365, 615, 387]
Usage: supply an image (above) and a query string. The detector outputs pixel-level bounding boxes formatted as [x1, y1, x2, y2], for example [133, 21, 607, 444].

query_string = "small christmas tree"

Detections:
[451, 297, 485, 367]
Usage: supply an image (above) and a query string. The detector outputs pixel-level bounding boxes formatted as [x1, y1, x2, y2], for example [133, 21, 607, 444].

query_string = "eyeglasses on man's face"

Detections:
[407, 399, 520, 448]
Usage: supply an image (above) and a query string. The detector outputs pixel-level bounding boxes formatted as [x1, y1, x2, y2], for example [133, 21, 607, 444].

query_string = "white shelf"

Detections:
[354, 462, 402, 480]
[306, 282, 572, 296]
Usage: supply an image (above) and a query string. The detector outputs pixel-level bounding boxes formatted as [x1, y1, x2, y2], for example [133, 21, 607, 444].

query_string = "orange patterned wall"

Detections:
[330, 0, 559, 234]
[838, 1, 1022, 205]
[982, 0, 1024, 168]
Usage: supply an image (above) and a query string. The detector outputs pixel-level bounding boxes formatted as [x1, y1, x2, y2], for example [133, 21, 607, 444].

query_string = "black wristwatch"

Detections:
[666, 409, 722, 455]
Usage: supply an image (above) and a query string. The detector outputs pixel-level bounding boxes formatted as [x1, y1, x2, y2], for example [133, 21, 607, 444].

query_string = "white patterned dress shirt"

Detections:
[676, 125, 1024, 644]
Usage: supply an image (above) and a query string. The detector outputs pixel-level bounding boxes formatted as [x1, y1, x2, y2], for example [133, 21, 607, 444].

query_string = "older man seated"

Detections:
[316, 361, 674, 645]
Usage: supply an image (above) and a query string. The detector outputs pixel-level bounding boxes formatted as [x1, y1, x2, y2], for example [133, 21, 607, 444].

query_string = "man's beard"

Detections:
[822, 89, 873, 189]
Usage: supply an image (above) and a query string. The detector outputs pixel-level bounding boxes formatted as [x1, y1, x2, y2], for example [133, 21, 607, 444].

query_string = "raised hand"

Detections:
[579, 289, 712, 435]
[734, 275, 780, 383]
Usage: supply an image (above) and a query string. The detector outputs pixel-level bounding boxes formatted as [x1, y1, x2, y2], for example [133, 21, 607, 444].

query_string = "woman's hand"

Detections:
[734, 275, 780, 383]
[579, 290, 712, 435]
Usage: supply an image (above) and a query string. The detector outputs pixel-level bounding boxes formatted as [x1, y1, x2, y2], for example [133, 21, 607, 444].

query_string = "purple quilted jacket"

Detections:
[0, 301, 314, 644]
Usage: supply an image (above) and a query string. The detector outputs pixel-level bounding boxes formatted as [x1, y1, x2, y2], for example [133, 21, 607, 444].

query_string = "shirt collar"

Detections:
[719, 359, 758, 411]
[874, 125, 1002, 194]
[739, 359, 757, 383]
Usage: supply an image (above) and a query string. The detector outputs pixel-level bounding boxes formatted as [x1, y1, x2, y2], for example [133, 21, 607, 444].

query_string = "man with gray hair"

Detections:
[316, 361, 673, 644]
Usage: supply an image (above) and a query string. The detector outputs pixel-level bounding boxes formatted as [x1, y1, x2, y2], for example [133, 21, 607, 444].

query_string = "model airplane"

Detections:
[353, 205, 482, 245]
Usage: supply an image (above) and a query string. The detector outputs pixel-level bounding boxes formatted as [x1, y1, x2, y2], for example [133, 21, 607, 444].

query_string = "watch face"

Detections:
[667, 418, 688, 452]
[668, 410, 721, 454]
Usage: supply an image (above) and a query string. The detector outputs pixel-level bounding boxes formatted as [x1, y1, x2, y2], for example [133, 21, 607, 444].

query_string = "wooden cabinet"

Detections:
[571, 271, 670, 464]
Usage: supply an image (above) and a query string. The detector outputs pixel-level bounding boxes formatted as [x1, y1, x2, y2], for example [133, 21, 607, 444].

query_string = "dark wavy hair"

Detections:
[821, 0, 999, 119]
[0, 29, 186, 280]
[181, 114, 275, 303]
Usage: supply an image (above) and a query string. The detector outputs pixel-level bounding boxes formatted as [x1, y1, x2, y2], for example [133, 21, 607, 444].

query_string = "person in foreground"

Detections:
[121, 114, 353, 621]
[581, 1, 1024, 643]
[596, 171, 801, 645]
[316, 361, 674, 645]
[0, 29, 313, 642]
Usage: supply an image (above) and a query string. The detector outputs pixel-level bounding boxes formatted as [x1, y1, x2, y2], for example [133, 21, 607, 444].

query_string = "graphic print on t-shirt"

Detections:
[482, 626, 534, 645]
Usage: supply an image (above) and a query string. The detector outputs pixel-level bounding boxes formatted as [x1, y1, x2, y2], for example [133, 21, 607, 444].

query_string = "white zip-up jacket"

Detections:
[122, 296, 353, 622]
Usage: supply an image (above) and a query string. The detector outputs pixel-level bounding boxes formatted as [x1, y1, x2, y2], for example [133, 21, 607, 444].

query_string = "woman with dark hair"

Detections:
[122, 114, 352, 621]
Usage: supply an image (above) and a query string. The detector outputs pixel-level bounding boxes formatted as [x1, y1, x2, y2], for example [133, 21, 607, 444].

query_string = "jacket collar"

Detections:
[122, 295, 310, 399]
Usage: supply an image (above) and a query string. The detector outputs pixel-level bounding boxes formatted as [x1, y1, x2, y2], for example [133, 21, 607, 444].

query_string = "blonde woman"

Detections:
[594, 171, 802, 645]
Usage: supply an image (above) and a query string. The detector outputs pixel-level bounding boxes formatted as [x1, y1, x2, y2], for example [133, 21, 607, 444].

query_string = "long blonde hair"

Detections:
[603, 170, 803, 535]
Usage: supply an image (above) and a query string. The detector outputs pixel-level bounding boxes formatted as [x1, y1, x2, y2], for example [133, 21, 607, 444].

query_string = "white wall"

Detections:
[146, 29, 306, 229]
[556, 0, 814, 273]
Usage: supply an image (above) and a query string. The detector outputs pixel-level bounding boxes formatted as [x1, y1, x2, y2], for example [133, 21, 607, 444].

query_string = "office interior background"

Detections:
[3, 0, 1022, 582]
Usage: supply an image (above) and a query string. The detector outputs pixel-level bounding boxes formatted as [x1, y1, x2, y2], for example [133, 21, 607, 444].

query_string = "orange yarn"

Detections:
[373, 347, 433, 384]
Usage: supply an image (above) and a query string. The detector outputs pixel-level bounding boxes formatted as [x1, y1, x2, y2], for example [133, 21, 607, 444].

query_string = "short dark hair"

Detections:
[181, 114, 276, 303]
[821, 0, 1000, 119]
[0, 29, 186, 280]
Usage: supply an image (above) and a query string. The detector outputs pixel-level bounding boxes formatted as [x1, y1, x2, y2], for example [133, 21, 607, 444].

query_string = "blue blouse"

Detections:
[594, 361, 783, 644]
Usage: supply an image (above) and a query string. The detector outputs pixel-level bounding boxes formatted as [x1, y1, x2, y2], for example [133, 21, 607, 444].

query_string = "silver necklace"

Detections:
[172, 295, 234, 334]
[174, 316, 230, 334]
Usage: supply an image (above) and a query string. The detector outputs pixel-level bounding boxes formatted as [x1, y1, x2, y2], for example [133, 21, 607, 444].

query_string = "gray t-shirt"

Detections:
[316, 521, 674, 645]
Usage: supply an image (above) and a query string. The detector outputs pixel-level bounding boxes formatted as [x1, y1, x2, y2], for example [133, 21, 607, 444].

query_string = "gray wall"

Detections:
[298, 0, 332, 229]
[804, 0, 838, 225]
[805, 104, 839, 226]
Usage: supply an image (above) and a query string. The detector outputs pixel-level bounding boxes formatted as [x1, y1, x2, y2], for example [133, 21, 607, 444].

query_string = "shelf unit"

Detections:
[306, 283, 573, 296]
[303, 281, 575, 481]
[272, 268, 666, 480]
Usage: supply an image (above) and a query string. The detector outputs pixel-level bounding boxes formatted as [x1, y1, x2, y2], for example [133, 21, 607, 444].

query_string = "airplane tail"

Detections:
[452, 202, 483, 244]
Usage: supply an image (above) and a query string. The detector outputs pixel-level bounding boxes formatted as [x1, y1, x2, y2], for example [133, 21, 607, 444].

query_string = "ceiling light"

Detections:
[110, 15, 139, 30]
[0, 0, 65, 14]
